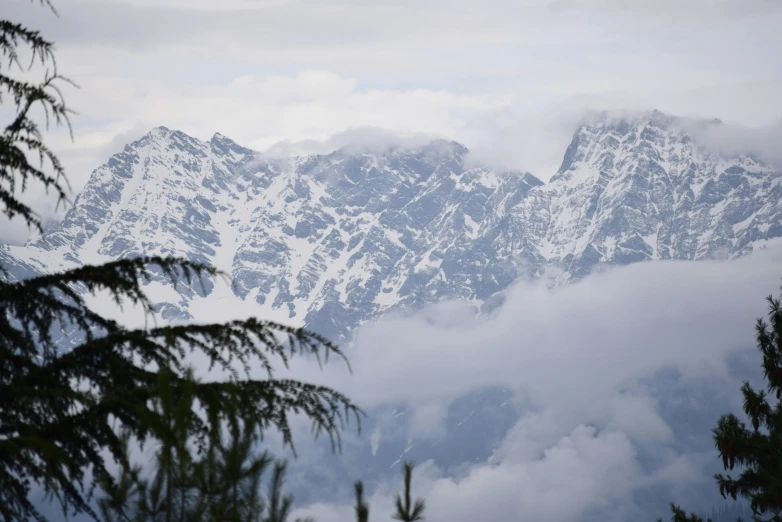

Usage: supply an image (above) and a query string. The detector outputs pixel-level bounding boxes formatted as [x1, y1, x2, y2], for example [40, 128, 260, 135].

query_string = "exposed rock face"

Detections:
[3, 111, 781, 343]
[528, 111, 781, 280]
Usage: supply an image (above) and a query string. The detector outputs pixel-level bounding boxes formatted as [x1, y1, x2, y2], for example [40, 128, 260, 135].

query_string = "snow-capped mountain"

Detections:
[525, 110, 782, 279]
[2, 110, 781, 343]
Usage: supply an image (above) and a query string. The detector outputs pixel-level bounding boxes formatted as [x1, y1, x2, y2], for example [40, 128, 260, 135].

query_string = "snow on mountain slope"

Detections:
[2, 111, 781, 341]
[1, 128, 543, 339]
[525, 110, 782, 280]
[227, 142, 544, 340]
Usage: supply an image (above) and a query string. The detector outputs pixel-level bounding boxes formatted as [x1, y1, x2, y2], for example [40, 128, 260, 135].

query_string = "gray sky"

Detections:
[7, 0, 782, 186]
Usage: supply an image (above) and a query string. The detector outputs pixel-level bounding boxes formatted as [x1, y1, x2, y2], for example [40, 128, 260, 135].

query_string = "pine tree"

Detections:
[0, 0, 73, 234]
[354, 481, 369, 522]
[147, 370, 199, 522]
[0, 3, 362, 521]
[658, 503, 713, 522]
[98, 375, 282, 522]
[263, 461, 312, 522]
[96, 431, 142, 522]
[392, 462, 425, 522]
[207, 419, 271, 522]
[660, 282, 782, 522]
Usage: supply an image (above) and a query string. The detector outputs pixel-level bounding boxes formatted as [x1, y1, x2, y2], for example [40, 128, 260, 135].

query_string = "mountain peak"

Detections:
[129, 126, 200, 150]
[329, 137, 467, 159]
[578, 109, 679, 130]
[130, 125, 170, 144]
[5, 110, 780, 339]
[209, 132, 255, 160]
[425, 138, 469, 156]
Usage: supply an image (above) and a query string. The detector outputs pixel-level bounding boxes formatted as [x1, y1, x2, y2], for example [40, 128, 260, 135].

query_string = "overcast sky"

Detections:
[4, 0, 782, 244]
[7, 0, 782, 190]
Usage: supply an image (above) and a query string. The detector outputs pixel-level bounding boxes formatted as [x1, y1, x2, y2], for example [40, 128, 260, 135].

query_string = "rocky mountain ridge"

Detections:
[3, 110, 781, 341]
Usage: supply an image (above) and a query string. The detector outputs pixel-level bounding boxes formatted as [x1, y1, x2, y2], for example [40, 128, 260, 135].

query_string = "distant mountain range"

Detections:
[3, 109, 781, 512]
[3, 110, 781, 344]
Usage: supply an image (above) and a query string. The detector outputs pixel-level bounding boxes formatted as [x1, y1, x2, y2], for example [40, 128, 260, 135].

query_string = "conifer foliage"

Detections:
[353, 481, 369, 522]
[392, 462, 426, 522]
[0, 0, 73, 234]
[96, 371, 312, 522]
[350, 461, 426, 522]
[660, 284, 782, 522]
[0, 3, 361, 521]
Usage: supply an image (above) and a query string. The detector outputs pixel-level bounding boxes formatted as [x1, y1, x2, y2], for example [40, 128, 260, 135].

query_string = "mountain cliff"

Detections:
[3, 111, 781, 342]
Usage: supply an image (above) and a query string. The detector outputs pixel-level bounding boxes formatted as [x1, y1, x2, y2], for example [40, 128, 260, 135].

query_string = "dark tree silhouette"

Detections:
[0, 0, 73, 234]
[658, 503, 714, 522]
[392, 462, 425, 522]
[659, 282, 782, 522]
[263, 461, 312, 522]
[353, 481, 369, 522]
[97, 373, 309, 522]
[0, 3, 361, 521]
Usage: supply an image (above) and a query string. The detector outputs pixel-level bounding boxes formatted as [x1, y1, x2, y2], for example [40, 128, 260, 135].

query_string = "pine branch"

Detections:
[1, 9, 76, 233]
[0, 256, 363, 520]
[392, 462, 425, 522]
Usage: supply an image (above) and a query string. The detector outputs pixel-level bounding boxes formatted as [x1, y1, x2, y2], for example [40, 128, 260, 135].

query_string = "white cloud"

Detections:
[290, 425, 653, 522]
[264, 245, 782, 521]
[262, 126, 450, 159]
[428, 426, 642, 522]
[61, 242, 782, 521]
[684, 118, 782, 168]
[333, 253, 779, 415]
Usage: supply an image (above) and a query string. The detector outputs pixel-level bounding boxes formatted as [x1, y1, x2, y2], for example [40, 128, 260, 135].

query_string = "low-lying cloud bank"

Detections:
[685, 119, 782, 169]
[44, 238, 782, 521]
[261, 126, 450, 159]
[272, 244, 782, 522]
[19, 237, 782, 520]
